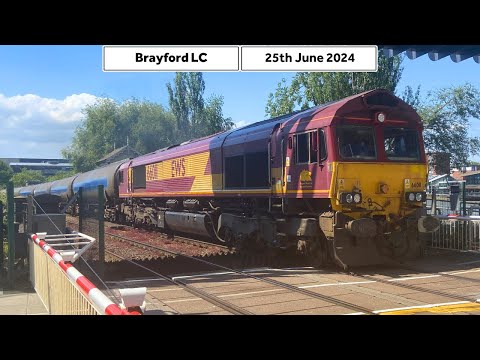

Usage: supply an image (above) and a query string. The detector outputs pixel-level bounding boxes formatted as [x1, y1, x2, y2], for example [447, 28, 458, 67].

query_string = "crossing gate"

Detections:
[29, 232, 145, 315]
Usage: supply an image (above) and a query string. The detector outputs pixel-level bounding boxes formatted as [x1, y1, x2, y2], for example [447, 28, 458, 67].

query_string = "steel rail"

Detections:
[107, 232, 376, 315]
[105, 249, 253, 315]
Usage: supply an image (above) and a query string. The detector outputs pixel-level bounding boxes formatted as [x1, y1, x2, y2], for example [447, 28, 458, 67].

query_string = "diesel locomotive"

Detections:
[16, 89, 439, 268]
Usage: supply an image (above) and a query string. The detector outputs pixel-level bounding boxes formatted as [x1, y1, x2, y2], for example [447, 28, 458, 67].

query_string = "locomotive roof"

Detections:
[126, 89, 418, 167]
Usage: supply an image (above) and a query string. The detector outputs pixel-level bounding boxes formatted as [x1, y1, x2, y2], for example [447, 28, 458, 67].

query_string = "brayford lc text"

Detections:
[136, 52, 207, 65]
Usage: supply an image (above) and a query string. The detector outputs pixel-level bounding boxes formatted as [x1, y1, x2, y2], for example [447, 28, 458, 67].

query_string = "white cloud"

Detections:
[0, 93, 100, 158]
[234, 119, 253, 129]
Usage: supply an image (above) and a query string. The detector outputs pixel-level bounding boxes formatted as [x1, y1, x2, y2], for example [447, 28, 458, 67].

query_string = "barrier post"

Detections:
[431, 187, 437, 215]
[7, 181, 14, 288]
[462, 181, 467, 216]
[97, 185, 105, 277]
[0, 201, 3, 275]
[26, 195, 33, 234]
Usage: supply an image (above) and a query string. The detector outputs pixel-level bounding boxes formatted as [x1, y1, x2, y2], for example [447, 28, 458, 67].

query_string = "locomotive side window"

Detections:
[295, 131, 318, 164]
[225, 152, 269, 189]
[319, 129, 327, 161]
[338, 126, 376, 160]
[225, 155, 244, 188]
[245, 152, 269, 188]
[296, 133, 309, 163]
[384, 127, 420, 161]
[119, 171, 124, 183]
[133, 165, 146, 189]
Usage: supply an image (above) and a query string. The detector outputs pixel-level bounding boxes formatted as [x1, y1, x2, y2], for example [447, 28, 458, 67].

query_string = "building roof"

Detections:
[96, 145, 140, 164]
[9, 162, 72, 168]
[451, 170, 480, 180]
[461, 170, 480, 177]
[428, 174, 450, 183]
[380, 45, 480, 64]
[0, 157, 69, 165]
[451, 170, 464, 181]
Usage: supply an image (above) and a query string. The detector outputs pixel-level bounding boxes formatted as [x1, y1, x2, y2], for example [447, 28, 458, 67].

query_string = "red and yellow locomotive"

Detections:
[114, 89, 438, 268]
[18, 89, 439, 268]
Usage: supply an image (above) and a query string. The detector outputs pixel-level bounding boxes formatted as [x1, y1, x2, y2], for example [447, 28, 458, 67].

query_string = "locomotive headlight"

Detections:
[377, 112, 386, 122]
[353, 193, 361, 203]
[346, 193, 353, 203]
[415, 193, 423, 202]
[408, 193, 415, 202]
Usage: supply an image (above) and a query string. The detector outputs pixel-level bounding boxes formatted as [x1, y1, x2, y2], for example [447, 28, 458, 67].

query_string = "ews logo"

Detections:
[171, 158, 186, 177]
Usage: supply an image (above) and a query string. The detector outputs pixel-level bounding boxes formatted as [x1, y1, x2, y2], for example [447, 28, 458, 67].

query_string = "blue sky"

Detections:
[0, 45, 479, 161]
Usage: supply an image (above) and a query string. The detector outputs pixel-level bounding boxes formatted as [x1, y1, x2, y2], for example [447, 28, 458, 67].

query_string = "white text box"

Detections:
[241, 46, 377, 71]
[103, 46, 239, 71]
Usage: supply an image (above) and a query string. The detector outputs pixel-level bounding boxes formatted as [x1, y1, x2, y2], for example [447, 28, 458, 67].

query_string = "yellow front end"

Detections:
[329, 162, 428, 222]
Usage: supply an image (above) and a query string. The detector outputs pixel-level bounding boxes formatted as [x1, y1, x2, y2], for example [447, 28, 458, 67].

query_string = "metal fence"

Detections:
[65, 186, 105, 276]
[425, 181, 480, 252]
[427, 182, 480, 216]
[429, 216, 480, 252]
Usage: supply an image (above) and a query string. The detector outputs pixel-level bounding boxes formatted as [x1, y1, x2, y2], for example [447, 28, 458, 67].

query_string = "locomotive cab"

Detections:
[317, 93, 438, 268]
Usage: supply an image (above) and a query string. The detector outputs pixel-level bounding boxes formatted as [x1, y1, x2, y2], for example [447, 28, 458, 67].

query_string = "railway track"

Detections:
[347, 267, 480, 305]
[393, 264, 480, 286]
[104, 233, 173, 260]
[66, 216, 233, 257]
[161, 233, 232, 253]
[105, 249, 253, 315]
[106, 233, 377, 315]
[69, 217, 480, 314]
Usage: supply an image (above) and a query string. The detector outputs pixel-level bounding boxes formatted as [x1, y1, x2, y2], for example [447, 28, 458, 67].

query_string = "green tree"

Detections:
[0, 161, 13, 188]
[46, 170, 77, 182]
[63, 98, 119, 172]
[167, 73, 205, 141]
[63, 99, 176, 172]
[401, 85, 422, 108]
[63, 73, 233, 173]
[195, 95, 234, 138]
[130, 102, 177, 154]
[265, 54, 404, 117]
[11, 169, 46, 187]
[0, 190, 6, 247]
[409, 83, 480, 168]
[167, 73, 234, 141]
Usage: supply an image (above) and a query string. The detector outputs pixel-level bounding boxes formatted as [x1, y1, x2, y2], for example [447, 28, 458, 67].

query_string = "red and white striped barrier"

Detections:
[30, 233, 140, 315]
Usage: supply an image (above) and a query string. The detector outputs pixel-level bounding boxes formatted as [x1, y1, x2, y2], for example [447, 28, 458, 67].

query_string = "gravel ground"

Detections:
[66, 216, 231, 262]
